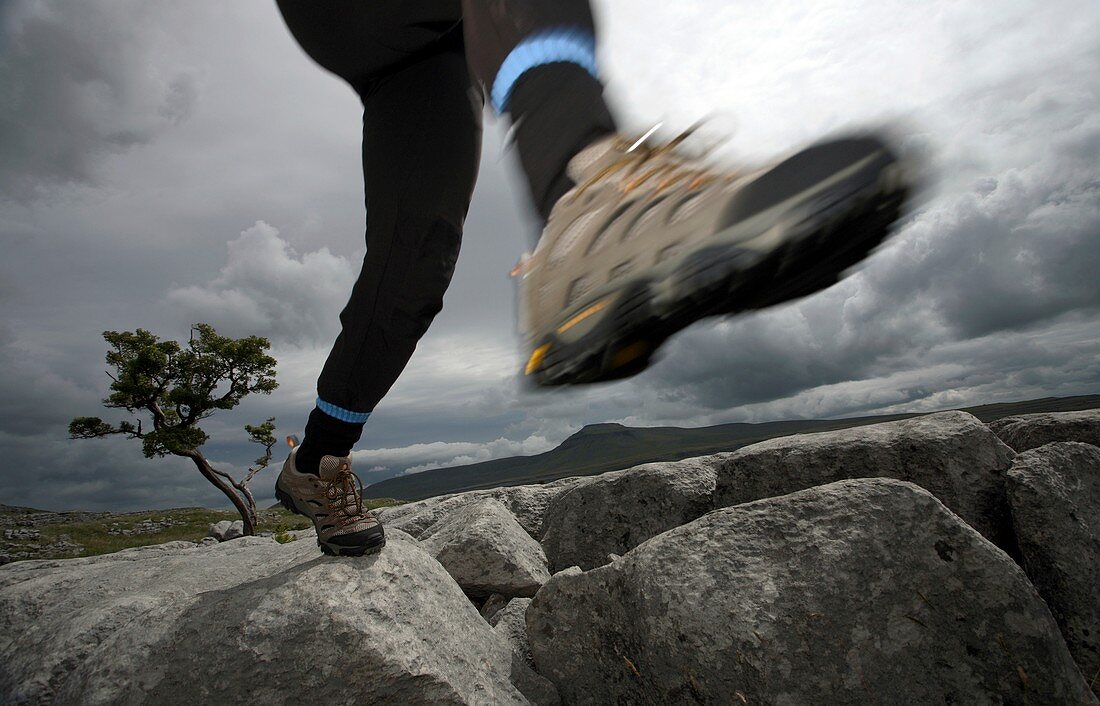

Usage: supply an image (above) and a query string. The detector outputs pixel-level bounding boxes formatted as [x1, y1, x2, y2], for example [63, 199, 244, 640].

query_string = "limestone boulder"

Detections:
[1007, 442, 1100, 696]
[528, 478, 1096, 705]
[989, 410, 1100, 452]
[492, 597, 558, 706]
[491, 597, 535, 668]
[713, 411, 1016, 549]
[420, 498, 550, 598]
[540, 457, 719, 572]
[0, 531, 551, 705]
[374, 494, 477, 539]
[375, 476, 582, 542]
[206, 519, 244, 541]
[480, 592, 510, 622]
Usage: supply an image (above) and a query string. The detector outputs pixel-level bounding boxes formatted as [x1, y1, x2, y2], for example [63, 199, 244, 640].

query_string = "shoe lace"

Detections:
[323, 462, 368, 528]
[571, 119, 733, 202]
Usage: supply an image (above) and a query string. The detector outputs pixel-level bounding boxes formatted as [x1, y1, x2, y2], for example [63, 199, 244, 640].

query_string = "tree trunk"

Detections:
[181, 451, 257, 536]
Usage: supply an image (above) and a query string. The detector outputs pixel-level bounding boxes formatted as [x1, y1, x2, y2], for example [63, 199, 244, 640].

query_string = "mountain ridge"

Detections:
[364, 394, 1100, 501]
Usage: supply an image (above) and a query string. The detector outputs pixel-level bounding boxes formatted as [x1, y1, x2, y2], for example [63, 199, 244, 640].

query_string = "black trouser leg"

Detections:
[276, 2, 481, 470]
[274, 0, 617, 471]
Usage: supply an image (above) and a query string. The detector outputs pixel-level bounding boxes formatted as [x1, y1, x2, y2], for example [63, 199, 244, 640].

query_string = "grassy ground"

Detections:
[11, 498, 405, 562]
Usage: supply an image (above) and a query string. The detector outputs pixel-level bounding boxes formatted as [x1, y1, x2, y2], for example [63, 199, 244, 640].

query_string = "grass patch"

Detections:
[20, 498, 405, 561]
[36, 508, 239, 558]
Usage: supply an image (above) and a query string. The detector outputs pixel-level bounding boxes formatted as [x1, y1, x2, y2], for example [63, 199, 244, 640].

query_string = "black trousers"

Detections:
[274, 1, 616, 455]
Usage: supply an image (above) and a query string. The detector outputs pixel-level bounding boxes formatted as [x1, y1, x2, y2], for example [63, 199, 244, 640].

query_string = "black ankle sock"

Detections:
[295, 407, 365, 475]
[507, 62, 617, 222]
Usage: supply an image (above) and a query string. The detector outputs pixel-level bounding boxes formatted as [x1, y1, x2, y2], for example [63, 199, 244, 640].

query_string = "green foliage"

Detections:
[273, 531, 296, 544]
[141, 426, 210, 459]
[70, 323, 278, 457]
[244, 418, 277, 466]
[68, 417, 116, 439]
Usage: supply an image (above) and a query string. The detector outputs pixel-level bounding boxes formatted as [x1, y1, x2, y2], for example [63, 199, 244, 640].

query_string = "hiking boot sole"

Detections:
[524, 148, 913, 386]
[275, 483, 386, 557]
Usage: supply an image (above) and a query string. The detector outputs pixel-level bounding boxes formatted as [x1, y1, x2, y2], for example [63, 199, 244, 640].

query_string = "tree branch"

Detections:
[241, 447, 274, 486]
[147, 401, 168, 430]
[207, 465, 236, 483]
[68, 417, 145, 440]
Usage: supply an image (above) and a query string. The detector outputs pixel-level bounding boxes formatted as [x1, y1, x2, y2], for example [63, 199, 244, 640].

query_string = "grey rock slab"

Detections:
[990, 410, 1100, 452]
[375, 477, 583, 542]
[491, 598, 560, 705]
[540, 457, 719, 572]
[480, 592, 511, 622]
[492, 598, 535, 668]
[479, 479, 585, 540]
[528, 478, 1097, 705]
[713, 410, 1017, 549]
[421, 498, 551, 598]
[0, 530, 545, 705]
[287, 527, 316, 541]
[206, 519, 244, 541]
[506, 651, 560, 706]
[375, 494, 478, 539]
[1007, 442, 1100, 696]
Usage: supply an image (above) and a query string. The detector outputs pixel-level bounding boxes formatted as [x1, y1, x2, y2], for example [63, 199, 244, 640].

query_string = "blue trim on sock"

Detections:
[316, 397, 371, 424]
[491, 26, 598, 114]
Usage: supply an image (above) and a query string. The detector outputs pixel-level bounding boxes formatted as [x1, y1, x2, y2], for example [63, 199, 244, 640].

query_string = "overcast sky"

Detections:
[1, 0, 1097, 512]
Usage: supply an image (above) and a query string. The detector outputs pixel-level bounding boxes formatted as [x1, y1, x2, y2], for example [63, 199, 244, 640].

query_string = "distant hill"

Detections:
[0, 504, 45, 514]
[364, 394, 1100, 501]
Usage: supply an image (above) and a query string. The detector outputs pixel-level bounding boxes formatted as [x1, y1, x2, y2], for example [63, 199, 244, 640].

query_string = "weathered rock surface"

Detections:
[480, 592, 511, 621]
[10, 407, 1100, 705]
[540, 457, 718, 572]
[492, 597, 535, 668]
[206, 519, 244, 541]
[376, 494, 481, 539]
[376, 476, 582, 541]
[1006, 442, 1100, 696]
[528, 478, 1096, 705]
[420, 498, 550, 598]
[990, 410, 1100, 452]
[713, 411, 1017, 548]
[0, 531, 552, 705]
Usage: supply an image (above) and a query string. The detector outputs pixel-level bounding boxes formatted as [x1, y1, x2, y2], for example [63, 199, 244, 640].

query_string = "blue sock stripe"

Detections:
[316, 397, 371, 424]
[490, 26, 599, 114]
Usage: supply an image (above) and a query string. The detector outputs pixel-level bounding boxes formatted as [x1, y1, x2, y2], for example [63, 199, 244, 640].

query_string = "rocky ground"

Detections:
[0, 507, 312, 565]
[1, 409, 1098, 704]
[1, 506, 113, 565]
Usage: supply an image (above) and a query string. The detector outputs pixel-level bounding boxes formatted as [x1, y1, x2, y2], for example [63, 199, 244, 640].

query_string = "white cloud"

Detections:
[165, 220, 357, 346]
[351, 434, 556, 479]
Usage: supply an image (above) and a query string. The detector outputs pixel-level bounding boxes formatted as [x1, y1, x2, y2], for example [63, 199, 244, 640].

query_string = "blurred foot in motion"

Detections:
[516, 126, 914, 386]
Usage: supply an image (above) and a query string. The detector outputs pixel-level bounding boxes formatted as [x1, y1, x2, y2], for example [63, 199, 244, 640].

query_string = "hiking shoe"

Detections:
[274, 436, 385, 556]
[515, 125, 914, 386]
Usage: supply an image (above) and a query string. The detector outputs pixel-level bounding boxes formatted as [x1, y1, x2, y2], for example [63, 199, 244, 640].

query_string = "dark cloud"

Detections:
[0, 1, 196, 203]
[1, 1, 1098, 512]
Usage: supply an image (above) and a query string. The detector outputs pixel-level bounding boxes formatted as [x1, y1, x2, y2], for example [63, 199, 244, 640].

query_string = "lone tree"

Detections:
[70, 323, 279, 536]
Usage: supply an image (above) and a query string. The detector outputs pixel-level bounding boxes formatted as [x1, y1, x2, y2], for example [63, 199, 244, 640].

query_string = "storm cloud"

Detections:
[1, 0, 1097, 511]
[0, 1, 198, 201]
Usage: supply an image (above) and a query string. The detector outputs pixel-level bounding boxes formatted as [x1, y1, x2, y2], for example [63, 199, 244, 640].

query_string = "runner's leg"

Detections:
[275, 1, 481, 473]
